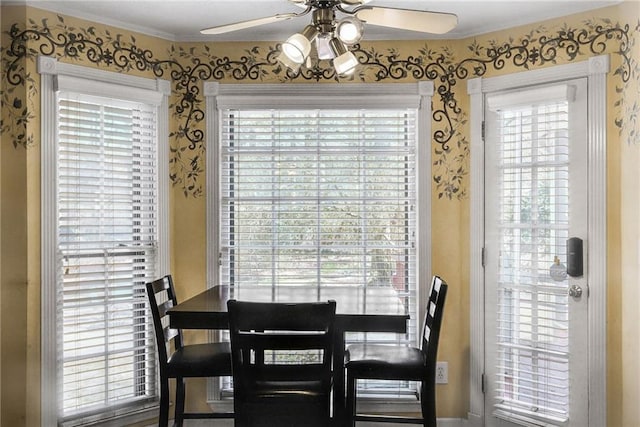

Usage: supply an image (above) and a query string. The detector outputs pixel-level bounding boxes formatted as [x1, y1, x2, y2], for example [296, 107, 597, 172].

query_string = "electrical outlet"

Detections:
[436, 361, 448, 384]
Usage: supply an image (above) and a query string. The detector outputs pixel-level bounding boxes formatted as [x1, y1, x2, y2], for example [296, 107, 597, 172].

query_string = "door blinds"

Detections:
[219, 108, 418, 395]
[56, 93, 158, 418]
[488, 85, 573, 425]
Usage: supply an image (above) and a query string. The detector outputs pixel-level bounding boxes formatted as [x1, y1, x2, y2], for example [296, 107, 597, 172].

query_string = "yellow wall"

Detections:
[0, 3, 3, 422]
[619, 4, 640, 427]
[1, 2, 638, 426]
[2, 7, 30, 426]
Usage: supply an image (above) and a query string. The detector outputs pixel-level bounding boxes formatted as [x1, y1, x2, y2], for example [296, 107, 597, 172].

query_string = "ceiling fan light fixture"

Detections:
[335, 16, 363, 45]
[277, 51, 302, 72]
[334, 50, 358, 75]
[330, 38, 358, 75]
[281, 24, 319, 64]
[201, 1, 459, 77]
[315, 35, 335, 60]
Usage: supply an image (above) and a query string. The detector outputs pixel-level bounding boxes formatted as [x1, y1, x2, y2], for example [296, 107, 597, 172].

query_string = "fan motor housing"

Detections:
[311, 1, 338, 8]
[312, 8, 336, 33]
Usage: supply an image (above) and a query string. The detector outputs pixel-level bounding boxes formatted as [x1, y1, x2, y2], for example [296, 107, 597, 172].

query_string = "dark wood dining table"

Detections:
[167, 284, 410, 426]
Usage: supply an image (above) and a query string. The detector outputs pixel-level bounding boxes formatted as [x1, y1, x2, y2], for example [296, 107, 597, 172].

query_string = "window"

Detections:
[206, 83, 432, 398]
[57, 93, 158, 419]
[40, 57, 170, 426]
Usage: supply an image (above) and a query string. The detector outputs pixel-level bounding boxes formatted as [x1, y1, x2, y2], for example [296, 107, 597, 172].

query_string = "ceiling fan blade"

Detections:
[355, 7, 457, 35]
[200, 13, 298, 35]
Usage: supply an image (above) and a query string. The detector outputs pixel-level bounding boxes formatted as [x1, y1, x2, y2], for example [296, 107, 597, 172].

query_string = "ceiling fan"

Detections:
[200, 0, 458, 75]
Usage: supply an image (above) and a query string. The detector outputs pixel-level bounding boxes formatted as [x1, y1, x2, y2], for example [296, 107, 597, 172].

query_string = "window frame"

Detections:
[205, 81, 433, 405]
[39, 56, 171, 427]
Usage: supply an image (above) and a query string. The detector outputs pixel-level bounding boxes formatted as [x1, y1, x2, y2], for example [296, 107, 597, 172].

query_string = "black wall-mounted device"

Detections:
[566, 237, 583, 277]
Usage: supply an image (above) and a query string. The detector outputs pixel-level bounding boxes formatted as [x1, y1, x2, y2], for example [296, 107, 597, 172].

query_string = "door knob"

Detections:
[568, 284, 583, 298]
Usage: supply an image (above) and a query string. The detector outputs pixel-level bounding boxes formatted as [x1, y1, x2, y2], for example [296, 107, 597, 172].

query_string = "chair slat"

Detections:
[236, 332, 330, 351]
[149, 276, 171, 294]
[158, 299, 175, 318]
[164, 326, 179, 342]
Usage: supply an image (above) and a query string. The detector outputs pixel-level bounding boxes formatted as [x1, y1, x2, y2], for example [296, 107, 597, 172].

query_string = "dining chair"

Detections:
[227, 299, 337, 427]
[344, 275, 448, 427]
[146, 275, 233, 427]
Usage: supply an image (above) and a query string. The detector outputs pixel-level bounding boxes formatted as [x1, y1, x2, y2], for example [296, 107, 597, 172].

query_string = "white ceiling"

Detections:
[14, 0, 621, 42]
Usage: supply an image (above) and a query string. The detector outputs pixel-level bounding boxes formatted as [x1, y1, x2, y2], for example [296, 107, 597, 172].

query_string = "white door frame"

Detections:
[466, 55, 609, 427]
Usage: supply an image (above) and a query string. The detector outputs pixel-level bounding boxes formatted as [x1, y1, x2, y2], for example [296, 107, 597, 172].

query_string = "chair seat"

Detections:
[345, 343, 425, 380]
[167, 342, 232, 378]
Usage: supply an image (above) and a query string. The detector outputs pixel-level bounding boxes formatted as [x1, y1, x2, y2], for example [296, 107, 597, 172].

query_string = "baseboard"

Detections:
[358, 418, 465, 427]
[467, 411, 483, 427]
[168, 417, 467, 426]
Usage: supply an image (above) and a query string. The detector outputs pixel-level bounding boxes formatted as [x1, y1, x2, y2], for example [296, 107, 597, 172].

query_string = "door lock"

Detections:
[568, 284, 583, 298]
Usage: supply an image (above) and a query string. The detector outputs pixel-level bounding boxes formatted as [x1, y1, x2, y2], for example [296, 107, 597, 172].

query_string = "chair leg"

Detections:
[346, 374, 357, 427]
[420, 381, 436, 427]
[174, 377, 186, 427]
[159, 376, 170, 427]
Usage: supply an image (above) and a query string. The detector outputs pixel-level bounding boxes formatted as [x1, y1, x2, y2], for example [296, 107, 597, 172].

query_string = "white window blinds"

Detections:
[489, 86, 572, 425]
[56, 92, 158, 419]
[219, 107, 419, 395]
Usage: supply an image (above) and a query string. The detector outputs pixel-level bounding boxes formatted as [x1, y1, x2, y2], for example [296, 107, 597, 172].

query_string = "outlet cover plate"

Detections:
[436, 361, 448, 384]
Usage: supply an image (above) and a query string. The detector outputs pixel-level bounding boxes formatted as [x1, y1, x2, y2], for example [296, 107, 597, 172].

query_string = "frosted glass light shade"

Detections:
[333, 50, 358, 75]
[282, 34, 311, 64]
[280, 25, 318, 64]
[329, 37, 358, 75]
[336, 17, 363, 45]
[278, 52, 302, 71]
[315, 36, 335, 60]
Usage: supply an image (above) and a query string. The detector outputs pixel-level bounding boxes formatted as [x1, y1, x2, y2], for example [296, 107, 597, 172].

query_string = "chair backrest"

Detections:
[227, 299, 336, 401]
[146, 275, 184, 367]
[421, 276, 448, 369]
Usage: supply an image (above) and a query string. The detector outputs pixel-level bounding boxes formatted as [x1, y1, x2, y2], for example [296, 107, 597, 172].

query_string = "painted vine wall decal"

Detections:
[1, 13, 636, 198]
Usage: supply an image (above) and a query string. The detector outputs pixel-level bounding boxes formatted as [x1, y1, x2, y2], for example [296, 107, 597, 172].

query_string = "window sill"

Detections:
[60, 403, 159, 427]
